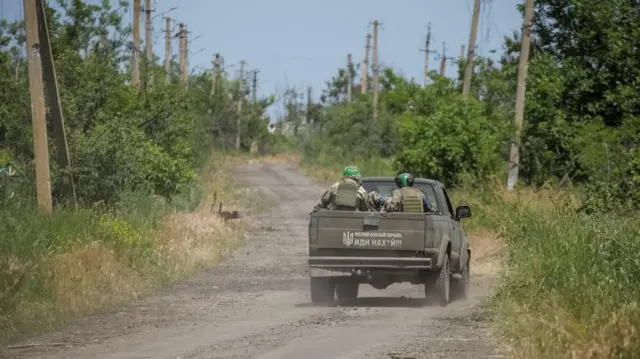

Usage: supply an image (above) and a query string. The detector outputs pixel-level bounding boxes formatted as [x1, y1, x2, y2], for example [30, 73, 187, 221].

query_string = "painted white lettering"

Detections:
[341, 231, 404, 247]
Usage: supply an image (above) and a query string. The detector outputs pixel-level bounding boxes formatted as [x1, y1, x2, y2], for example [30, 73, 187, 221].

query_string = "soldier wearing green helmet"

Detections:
[383, 172, 436, 213]
[313, 165, 369, 211]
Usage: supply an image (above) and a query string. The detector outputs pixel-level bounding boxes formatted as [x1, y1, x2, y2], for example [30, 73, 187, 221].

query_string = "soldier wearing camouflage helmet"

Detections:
[313, 166, 369, 211]
[383, 173, 437, 213]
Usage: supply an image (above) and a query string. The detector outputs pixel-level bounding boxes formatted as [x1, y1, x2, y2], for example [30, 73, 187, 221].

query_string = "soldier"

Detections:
[383, 173, 437, 213]
[313, 165, 369, 212]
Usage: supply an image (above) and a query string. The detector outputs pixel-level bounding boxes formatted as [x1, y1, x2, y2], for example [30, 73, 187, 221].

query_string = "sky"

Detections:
[1, 0, 524, 121]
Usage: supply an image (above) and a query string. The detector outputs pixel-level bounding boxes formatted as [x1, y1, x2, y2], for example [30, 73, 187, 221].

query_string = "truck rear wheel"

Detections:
[310, 277, 335, 306]
[425, 253, 450, 307]
[451, 257, 470, 301]
[336, 280, 359, 306]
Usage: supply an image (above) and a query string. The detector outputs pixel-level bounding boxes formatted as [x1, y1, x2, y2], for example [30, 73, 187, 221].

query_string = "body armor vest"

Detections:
[334, 180, 359, 210]
[398, 187, 424, 213]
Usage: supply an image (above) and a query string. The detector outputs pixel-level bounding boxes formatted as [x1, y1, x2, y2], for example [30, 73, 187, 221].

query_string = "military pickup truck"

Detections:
[307, 176, 472, 307]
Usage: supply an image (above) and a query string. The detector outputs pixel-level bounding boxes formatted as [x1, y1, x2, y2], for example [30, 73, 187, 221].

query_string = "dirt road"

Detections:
[2, 163, 503, 359]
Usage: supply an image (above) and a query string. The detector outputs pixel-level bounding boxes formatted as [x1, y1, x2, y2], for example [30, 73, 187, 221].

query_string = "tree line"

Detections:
[284, 0, 640, 214]
[0, 0, 282, 209]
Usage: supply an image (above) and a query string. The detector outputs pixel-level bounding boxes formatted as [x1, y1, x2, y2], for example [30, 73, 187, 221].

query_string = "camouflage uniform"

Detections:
[313, 166, 369, 212]
[383, 173, 437, 214]
[384, 187, 437, 213]
[366, 190, 393, 212]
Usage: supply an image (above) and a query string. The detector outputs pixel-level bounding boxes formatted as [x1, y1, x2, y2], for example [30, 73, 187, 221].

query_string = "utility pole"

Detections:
[439, 42, 446, 76]
[35, 0, 76, 206]
[460, 45, 466, 62]
[24, 0, 52, 214]
[211, 53, 221, 97]
[252, 70, 259, 104]
[132, 0, 141, 87]
[236, 60, 245, 150]
[438, 42, 454, 76]
[178, 23, 186, 86]
[419, 22, 435, 86]
[144, 0, 153, 88]
[306, 86, 312, 125]
[462, 0, 481, 99]
[372, 20, 380, 123]
[164, 17, 171, 83]
[361, 33, 371, 94]
[183, 24, 189, 89]
[507, 0, 535, 191]
[346, 53, 353, 102]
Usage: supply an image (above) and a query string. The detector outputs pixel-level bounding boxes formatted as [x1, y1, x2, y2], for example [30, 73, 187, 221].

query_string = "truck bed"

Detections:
[308, 210, 440, 270]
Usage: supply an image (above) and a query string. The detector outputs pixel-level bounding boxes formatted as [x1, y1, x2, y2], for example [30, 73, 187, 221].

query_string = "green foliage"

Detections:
[393, 77, 508, 187]
[0, 0, 272, 206]
[288, 0, 640, 212]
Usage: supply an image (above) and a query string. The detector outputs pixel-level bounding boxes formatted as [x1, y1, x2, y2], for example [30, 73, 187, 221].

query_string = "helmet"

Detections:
[395, 173, 415, 188]
[342, 166, 361, 181]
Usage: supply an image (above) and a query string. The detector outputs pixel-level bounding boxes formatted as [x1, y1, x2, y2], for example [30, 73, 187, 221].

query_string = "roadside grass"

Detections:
[0, 154, 258, 345]
[299, 154, 640, 358]
[473, 183, 640, 359]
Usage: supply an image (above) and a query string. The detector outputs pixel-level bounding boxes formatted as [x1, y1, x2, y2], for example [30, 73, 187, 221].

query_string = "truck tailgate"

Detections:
[310, 211, 427, 251]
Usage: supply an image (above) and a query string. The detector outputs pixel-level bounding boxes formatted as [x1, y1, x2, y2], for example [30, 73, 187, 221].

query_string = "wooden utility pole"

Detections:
[211, 53, 221, 97]
[438, 42, 454, 76]
[306, 86, 312, 125]
[252, 70, 258, 104]
[507, 0, 535, 192]
[346, 53, 353, 102]
[361, 33, 371, 94]
[164, 17, 171, 82]
[439, 43, 447, 76]
[372, 20, 380, 123]
[144, 0, 153, 88]
[183, 24, 189, 89]
[132, 0, 141, 87]
[24, 0, 52, 214]
[235, 60, 245, 149]
[419, 22, 435, 86]
[178, 23, 186, 85]
[35, 0, 76, 206]
[462, 0, 481, 99]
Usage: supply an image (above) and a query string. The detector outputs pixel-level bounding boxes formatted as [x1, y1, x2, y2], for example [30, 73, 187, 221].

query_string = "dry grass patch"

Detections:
[159, 210, 246, 280]
[15, 243, 146, 327]
[468, 229, 505, 277]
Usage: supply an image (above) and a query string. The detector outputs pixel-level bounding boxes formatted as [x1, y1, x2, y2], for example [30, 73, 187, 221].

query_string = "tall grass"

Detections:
[300, 154, 640, 358]
[468, 183, 640, 358]
[0, 155, 253, 344]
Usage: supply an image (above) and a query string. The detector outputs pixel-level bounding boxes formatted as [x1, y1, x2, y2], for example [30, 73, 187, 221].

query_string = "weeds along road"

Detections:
[3, 163, 503, 359]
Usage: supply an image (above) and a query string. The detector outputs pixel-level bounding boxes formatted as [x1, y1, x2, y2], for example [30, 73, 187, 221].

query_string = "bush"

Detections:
[394, 92, 507, 188]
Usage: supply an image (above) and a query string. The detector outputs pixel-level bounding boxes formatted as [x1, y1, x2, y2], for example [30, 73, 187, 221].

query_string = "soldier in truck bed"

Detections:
[313, 165, 370, 211]
[383, 173, 437, 213]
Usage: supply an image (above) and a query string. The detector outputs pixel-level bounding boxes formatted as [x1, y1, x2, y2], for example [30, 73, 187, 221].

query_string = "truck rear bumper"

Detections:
[308, 256, 433, 269]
